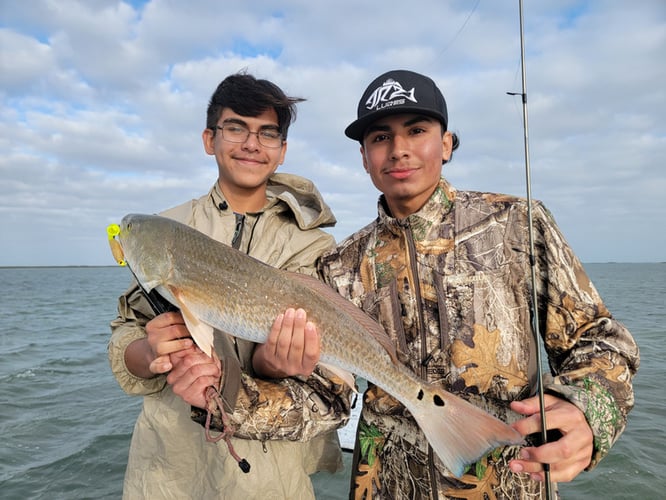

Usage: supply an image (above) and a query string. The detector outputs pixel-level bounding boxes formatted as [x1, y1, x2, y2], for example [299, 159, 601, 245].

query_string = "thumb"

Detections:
[149, 354, 173, 374]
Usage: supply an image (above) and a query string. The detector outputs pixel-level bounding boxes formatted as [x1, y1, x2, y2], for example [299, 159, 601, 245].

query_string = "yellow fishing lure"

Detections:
[106, 223, 126, 266]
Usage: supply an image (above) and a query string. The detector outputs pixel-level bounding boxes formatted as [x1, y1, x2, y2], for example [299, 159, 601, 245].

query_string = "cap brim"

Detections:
[344, 106, 446, 141]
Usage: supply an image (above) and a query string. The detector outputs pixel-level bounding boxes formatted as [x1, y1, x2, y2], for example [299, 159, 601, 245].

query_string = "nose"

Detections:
[389, 133, 410, 160]
[242, 131, 261, 150]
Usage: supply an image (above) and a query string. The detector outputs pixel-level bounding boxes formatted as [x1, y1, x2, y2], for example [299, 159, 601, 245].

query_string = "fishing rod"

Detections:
[507, 1, 554, 498]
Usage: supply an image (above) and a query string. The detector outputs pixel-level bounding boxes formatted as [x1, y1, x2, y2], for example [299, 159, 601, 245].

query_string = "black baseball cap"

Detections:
[345, 69, 448, 141]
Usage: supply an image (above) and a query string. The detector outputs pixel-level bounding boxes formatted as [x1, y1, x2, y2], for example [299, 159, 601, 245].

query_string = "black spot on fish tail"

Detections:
[433, 394, 445, 407]
[417, 389, 424, 400]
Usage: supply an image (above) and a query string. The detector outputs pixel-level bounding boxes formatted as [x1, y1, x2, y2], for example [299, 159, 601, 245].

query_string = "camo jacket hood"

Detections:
[319, 178, 639, 500]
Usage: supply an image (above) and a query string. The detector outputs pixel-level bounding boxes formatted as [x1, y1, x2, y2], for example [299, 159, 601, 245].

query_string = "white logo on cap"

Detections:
[365, 78, 417, 111]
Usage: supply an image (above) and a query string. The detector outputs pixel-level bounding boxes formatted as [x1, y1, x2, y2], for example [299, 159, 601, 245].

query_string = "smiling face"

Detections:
[360, 113, 453, 219]
[202, 107, 287, 212]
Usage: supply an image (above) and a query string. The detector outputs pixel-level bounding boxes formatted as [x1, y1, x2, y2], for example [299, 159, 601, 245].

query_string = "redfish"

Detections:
[109, 213, 523, 477]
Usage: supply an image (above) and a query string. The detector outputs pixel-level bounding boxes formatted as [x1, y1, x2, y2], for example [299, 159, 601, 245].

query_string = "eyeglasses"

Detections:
[215, 124, 283, 148]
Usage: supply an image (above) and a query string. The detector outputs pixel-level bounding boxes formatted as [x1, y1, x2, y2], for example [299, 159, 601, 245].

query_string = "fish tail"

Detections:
[409, 383, 525, 478]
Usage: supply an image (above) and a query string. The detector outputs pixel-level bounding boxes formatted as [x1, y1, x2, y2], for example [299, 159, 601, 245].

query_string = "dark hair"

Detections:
[206, 72, 305, 139]
[443, 131, 460, 165]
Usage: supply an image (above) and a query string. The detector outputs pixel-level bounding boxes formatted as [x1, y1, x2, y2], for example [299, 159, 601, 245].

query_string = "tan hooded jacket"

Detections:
[109, 173, 352, 500]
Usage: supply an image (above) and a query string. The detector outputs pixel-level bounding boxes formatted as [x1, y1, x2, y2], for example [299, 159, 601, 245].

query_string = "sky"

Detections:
[1, 0, 664, 266]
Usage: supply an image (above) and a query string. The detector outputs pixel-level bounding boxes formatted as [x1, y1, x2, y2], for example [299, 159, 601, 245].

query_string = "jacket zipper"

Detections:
[231, 213, 245, 250]
[403, 222, 440, 500]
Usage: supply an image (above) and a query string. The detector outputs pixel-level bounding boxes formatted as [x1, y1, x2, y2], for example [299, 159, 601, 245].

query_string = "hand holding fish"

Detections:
[168, 348, 222, 409]
[253, 307, 320, 378]
[509, 394, 594, 483]
[144, 311, 195, 374]
[123, 311, 194, 379]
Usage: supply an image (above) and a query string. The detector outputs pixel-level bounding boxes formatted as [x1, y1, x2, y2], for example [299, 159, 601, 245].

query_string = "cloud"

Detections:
[0, 0, 664, 265]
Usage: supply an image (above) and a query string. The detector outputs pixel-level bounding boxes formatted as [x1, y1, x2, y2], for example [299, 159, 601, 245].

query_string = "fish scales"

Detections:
[135, 214, 403, 384]
[114, 213, 524, 478]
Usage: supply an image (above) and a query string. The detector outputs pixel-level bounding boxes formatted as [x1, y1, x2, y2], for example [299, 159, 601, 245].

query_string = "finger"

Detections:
[147, 311, 181, 327]
[167, 351, 220, 386]
[169, 345, 200, 365]
[276, 308, 297, 358]
[149, 354, 173, 374]
[168, 350, 208, 379]
[509, 443, 562, 483]
[510, 448, 584, 483]
[509, 395, 540, 415]
[528, 435, 578, 466]
[146, 313, 193, 358]
[510, 393, 558, 416]
[286, 308, 307, 364]
[301, 321, 320, 374]
[146, 312, 186, 336]
[527, 424, 592, 474]
[266, 313, 284, 352]
[510, 395, 562, 436]
[170, 361, 220, 390]
[154, 337, 194, 357]
[511, 410, 544, 437]
[510, 417, 593, 483]
[170, 365, 221, 408]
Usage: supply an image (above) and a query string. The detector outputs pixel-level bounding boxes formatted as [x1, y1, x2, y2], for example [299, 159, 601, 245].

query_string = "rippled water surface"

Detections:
[0, 264, 663, 498]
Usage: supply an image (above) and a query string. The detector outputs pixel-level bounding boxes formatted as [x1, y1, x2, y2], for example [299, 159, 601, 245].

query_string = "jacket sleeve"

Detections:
[192, 365, 352, 442]
[533, 202, 639, 469]
[108, 284, 168, 395]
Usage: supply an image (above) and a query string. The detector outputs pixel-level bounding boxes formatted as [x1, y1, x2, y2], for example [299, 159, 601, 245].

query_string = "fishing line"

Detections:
[123, 263, 179, 315]
[434, 0, 481, 59]
[507, 1, 554, 498]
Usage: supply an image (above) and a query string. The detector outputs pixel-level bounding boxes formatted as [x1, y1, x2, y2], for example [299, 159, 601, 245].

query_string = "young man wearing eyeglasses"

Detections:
[109, 72, 351, 499]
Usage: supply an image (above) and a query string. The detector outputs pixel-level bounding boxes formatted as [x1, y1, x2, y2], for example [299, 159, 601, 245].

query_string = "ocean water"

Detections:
[0, 263, 663, 499]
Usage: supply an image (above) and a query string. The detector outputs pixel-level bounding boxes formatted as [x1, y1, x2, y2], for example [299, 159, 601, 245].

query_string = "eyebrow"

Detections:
[222, 118, 280, 131]
[364, 115, 435, 135]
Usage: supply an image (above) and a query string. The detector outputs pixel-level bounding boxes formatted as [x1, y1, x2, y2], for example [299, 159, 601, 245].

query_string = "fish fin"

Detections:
[285, 271, 400, 364]
[170, 287, 215, 358]
[318, 362, 358, 392]
[410, 383, 525, 478]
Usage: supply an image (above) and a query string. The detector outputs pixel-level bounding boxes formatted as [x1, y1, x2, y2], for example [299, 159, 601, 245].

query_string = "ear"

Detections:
[277, 141, 287, 167]
[361, 145, 369, 173]
[202, 128, 215, 155]
[442, 131, 453, 162]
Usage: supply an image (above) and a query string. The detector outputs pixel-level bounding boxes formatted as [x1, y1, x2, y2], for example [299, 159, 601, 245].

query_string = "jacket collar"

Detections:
[377, 177, 456, 238]
[211, 173, 337, 231]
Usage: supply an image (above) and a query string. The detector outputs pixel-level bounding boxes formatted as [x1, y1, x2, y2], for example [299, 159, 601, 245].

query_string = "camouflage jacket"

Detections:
[318, 178, 639, 500]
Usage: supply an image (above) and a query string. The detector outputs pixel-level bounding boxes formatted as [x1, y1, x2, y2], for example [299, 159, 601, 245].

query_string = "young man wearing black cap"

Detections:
[317, 69, 639, 499]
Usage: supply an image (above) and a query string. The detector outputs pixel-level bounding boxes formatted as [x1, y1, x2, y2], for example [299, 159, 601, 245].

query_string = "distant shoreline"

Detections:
[0, 265, 122, 269]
